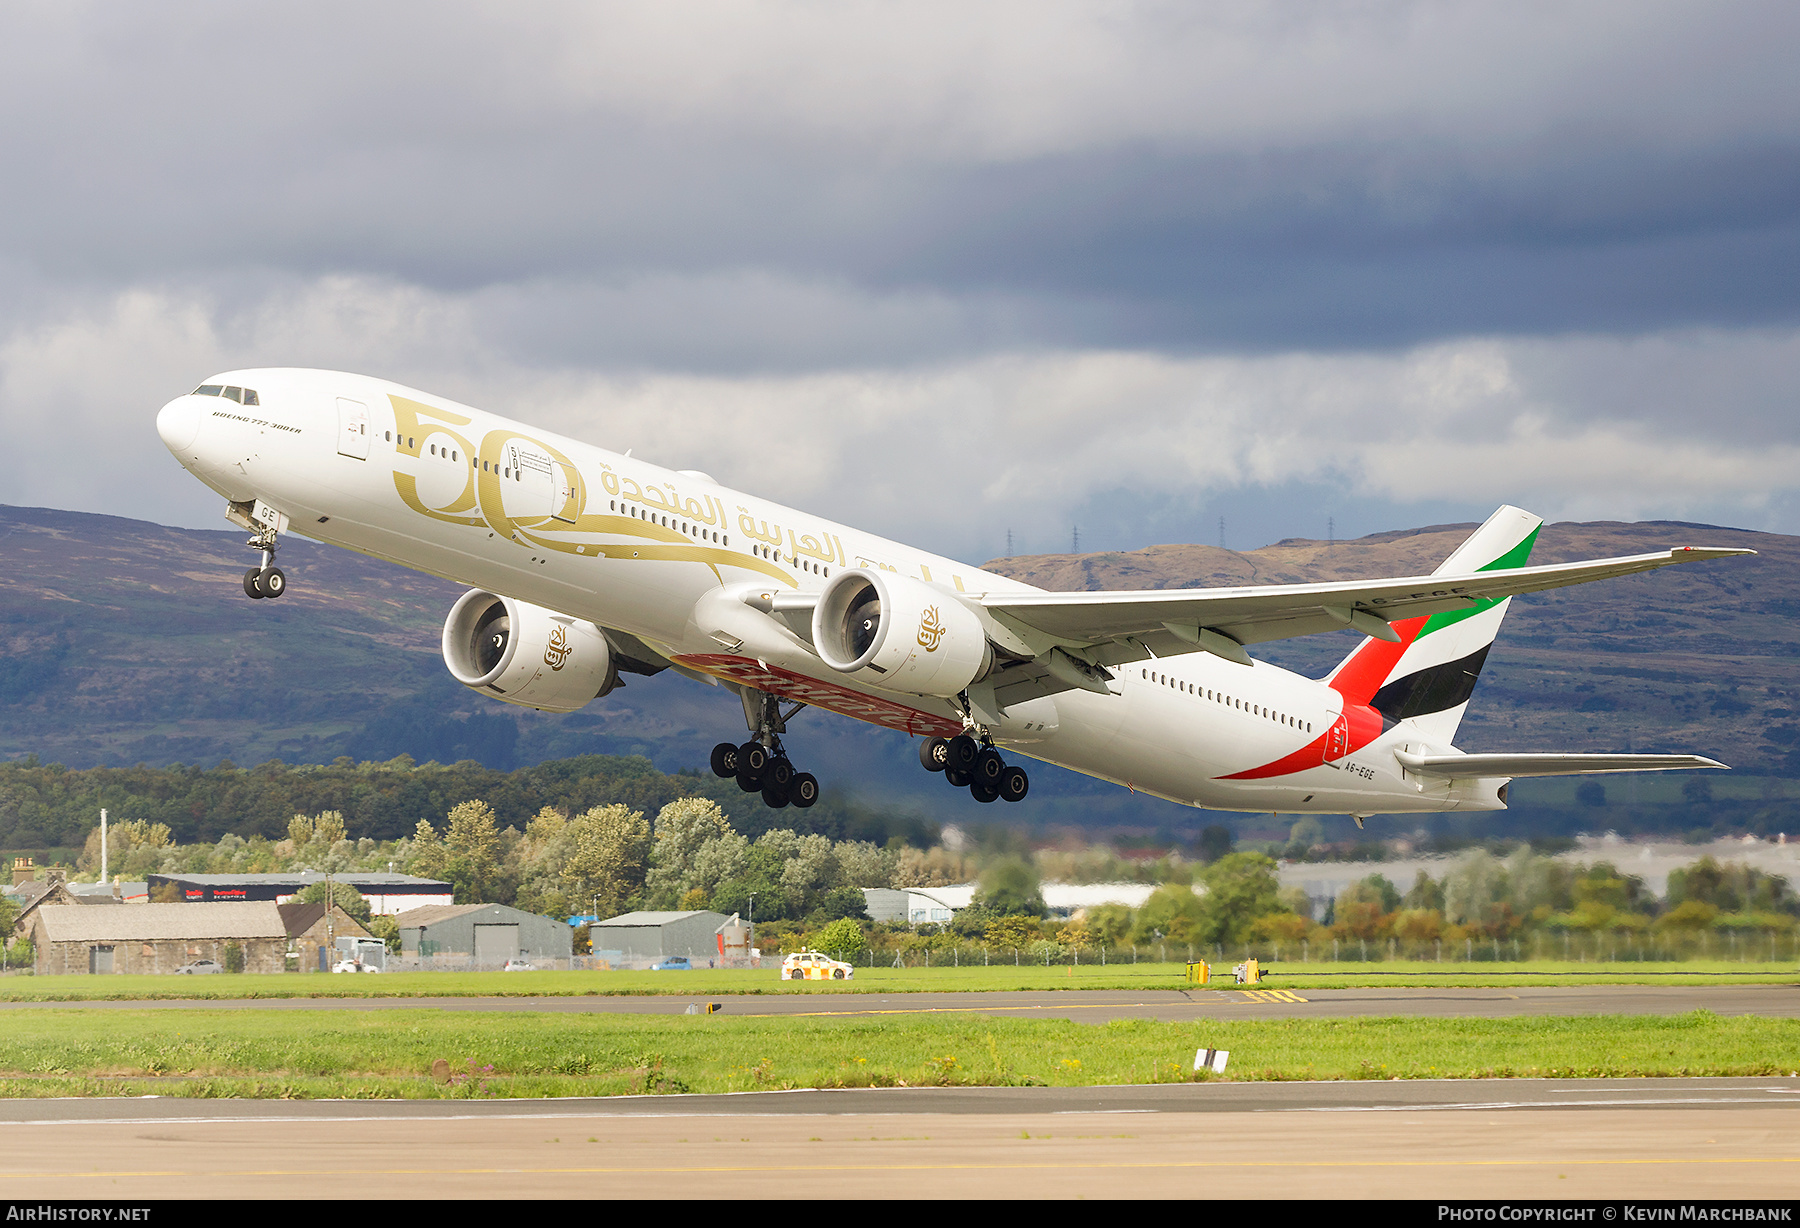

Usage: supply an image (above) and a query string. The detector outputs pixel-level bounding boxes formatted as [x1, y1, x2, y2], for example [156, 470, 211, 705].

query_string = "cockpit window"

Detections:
[193, 385, 223, 396]
[242, 389, 259, 406]
[223, 387, 243, 403]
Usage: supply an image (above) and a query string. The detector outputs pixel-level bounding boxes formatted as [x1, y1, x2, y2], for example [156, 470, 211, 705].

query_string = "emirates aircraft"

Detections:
[157, 369, 1747, 822]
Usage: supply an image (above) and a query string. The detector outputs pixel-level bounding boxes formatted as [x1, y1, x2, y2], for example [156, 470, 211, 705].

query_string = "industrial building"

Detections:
[861, 883, 1159, 925]
[589, 910, 738, 964]
[397, 903, 572, 967]
[145, 871, 452, 914]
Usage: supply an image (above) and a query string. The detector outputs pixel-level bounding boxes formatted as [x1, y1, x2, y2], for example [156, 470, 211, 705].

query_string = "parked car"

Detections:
[502, 959, 535, 971]
[650, 956, 693, 971]
[331, 959, 382, 973]
[781, 950, 854, 981]
[174, 959, 223, 974]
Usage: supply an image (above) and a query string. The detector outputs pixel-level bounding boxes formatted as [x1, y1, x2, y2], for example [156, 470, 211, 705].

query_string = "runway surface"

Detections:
[4, 1080, 1798, 1199]
[5, 983, 1797, 1019]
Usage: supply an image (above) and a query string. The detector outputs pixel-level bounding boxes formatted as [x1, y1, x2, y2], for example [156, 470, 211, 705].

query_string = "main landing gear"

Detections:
[919, 733, 1029, 804]
[710, 688, 818, 810]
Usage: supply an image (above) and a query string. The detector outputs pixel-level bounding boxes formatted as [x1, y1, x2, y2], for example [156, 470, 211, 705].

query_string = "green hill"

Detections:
[0, 504, 1790, 845]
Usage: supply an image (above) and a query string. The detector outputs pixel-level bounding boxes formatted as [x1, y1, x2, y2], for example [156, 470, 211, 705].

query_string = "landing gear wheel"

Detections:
[710, 742, 740, 778]
[242, 569, 265, 599]
[766, 757, 795, 790]
[999, 765, 1030, 803]
[945, 734, 980, 772]
[973, 747, 1005, 787]
[736, 768, 764, 792]
[970, 780, 1000, 803]
[790, 773, 819, 808]
[761, 782, 790, 809]
[260, 567, 286, 598]
[919, 737, 950, 772]
[944, 767, 972, 789]
[738, 741, 769, 778]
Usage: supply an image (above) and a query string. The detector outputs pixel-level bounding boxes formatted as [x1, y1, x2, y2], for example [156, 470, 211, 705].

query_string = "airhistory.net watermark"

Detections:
[5, 1209, 152, 1222]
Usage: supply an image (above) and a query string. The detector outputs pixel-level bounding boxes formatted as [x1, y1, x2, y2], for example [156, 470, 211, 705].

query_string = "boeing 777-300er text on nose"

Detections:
[157, 370, 1750, 820]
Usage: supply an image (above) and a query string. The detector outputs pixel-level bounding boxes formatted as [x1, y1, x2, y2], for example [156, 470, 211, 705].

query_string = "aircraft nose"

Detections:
[157, 395, 202, 454]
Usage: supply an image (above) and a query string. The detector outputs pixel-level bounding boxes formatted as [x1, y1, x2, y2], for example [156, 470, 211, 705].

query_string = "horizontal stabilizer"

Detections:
[1394, 751, 1727, 779]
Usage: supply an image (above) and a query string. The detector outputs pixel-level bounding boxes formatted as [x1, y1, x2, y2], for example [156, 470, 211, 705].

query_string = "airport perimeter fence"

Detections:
[384, 954, 782, 973]
[816, 930, 1800, 969]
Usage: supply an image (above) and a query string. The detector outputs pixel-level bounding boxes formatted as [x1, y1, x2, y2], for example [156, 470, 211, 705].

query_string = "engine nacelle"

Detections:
[442, 589, 616, 712]
[813, 569, 992, 697]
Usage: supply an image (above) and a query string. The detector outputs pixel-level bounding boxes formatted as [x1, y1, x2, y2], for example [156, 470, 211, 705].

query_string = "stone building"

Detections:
[277, 902, 374, 973]
[30, 902, 289, 975]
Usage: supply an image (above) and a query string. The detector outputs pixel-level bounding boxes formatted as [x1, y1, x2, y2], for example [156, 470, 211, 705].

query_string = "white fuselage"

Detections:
[157, 368, 1503, 816]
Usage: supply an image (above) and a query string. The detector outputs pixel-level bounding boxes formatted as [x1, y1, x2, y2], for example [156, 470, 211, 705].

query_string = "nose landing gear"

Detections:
[228, 499, 290, 600]
[919, 732, 1030, 803]
[242, 564, 287, 599]
[711, 688, 819, 809]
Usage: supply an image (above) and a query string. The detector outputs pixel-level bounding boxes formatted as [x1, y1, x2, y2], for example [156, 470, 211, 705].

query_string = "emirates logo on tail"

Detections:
[544, 625, 573, 671]
[917, 606, 946, 652]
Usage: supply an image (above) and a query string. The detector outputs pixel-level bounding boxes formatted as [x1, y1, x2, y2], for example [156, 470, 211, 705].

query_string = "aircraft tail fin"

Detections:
[1324, 506, 1543, 743]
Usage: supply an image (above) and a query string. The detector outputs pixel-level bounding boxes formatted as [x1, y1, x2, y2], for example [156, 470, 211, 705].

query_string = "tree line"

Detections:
[0, 752, 935, 854]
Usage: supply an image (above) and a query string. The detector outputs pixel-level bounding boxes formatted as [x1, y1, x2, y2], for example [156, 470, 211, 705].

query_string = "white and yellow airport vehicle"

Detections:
[782, 950, 855, 980]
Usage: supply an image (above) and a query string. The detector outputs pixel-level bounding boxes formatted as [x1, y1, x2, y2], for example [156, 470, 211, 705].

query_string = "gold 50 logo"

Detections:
[917, 606, 946, 652]
[544, 625, 573, 671]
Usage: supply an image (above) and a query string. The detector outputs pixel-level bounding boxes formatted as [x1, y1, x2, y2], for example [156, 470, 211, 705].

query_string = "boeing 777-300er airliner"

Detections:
[157, 369, 1751, 822]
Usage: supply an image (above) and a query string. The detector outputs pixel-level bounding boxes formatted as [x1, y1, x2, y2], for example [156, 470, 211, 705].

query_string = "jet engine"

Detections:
[441, 589, 617, 712]
[813, 569, 992, 696]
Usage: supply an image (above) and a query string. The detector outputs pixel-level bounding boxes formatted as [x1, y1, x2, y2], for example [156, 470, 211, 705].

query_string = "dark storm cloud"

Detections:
[8, 3, 1800, 552]
[2, 2, 1797, 363]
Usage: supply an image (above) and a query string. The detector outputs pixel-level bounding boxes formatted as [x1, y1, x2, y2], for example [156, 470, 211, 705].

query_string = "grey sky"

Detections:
[2, 2, 1798, 560]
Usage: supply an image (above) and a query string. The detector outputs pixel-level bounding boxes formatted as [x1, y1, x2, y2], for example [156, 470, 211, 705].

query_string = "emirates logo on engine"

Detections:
[917, 605, 946, 652]
[544, 625, 573, 671]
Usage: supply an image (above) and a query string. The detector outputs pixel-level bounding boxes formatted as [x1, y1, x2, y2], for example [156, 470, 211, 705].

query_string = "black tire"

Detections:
[736, 768, 763, 792]
[832, 968, 846, 979]
[739, 740, 769, 777]
[767, 757, 794, 789]
[790, 773, 819, 808]
[242, 569, 265, 599]
[762, 782, 790, 809]
[973, 747, 1005, 785]
[944, 767, 972, 789]
[945, 733, 980, 771]
[970, 780, 1000, 803]
[261, 567, 287, 598]
[918, 737, 950, 772]
[710, 742, 739, 777]
[999, 765, 1030, 803]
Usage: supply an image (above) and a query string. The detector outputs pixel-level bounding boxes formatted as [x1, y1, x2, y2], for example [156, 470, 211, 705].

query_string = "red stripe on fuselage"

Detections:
[1217, 615, 1427, 781]
[670, 653, 965, 738]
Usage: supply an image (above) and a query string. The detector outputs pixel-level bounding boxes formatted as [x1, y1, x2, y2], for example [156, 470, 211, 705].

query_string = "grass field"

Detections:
[0, 961, 1794, 1001]
[0, 1008, 1793, 1099]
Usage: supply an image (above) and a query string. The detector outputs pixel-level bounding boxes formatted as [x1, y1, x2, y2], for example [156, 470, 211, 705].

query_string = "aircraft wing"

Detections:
[983, 547, 1750, 649]
[1394, 751, 1727, 779]
[968, 545, 1751, 710]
